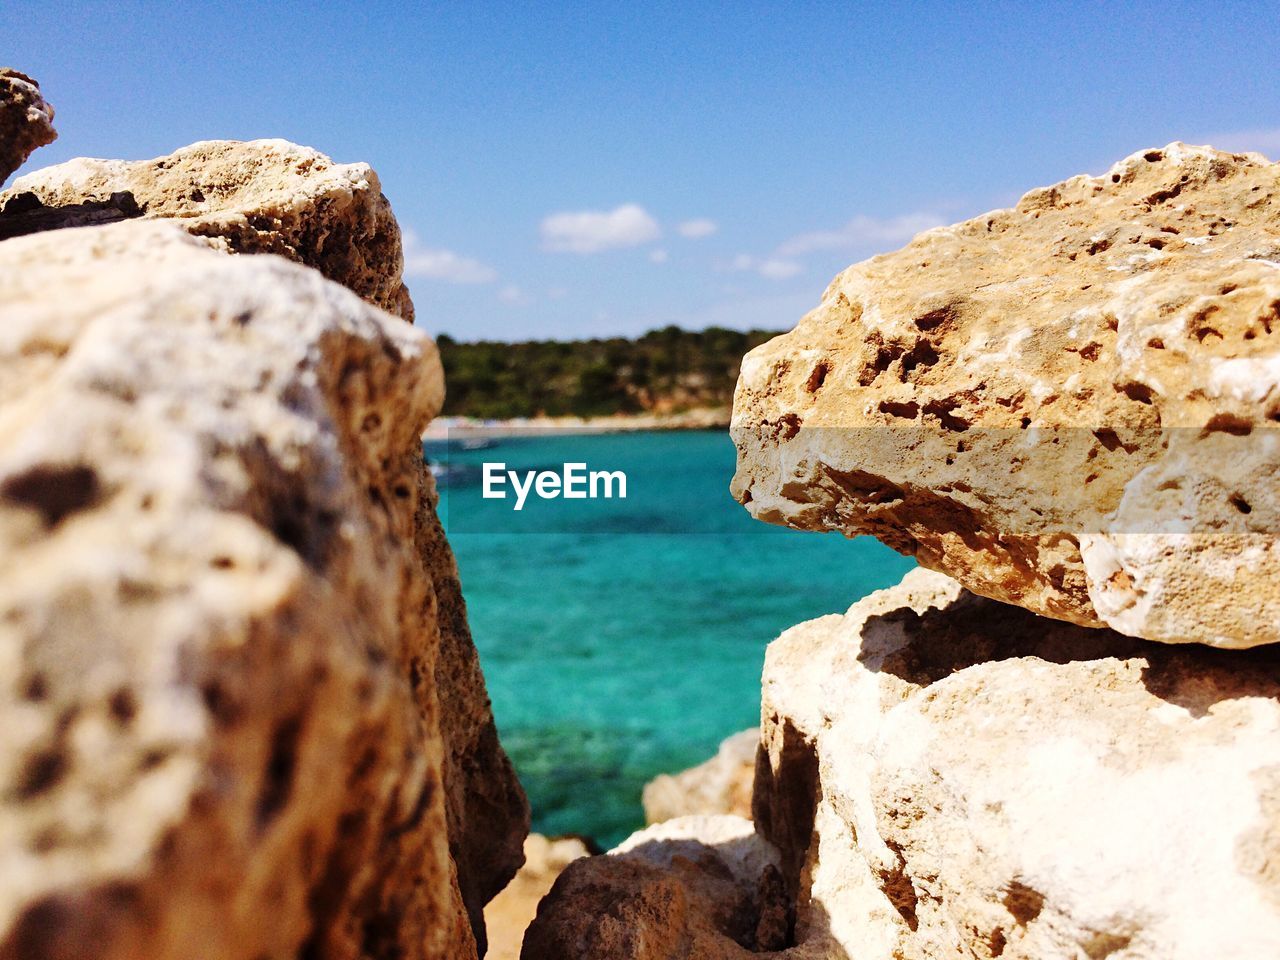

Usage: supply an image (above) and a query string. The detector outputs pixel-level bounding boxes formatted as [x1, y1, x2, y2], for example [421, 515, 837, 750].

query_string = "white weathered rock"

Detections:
[0, 221, 487, 960]
[754, 567, 1280, 960]
[731, 143, 1280, 647]
[642, 728, 757, 824]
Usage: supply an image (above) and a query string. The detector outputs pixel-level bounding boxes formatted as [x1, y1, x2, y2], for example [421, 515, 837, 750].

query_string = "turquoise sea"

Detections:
[428, 429, 913, 848]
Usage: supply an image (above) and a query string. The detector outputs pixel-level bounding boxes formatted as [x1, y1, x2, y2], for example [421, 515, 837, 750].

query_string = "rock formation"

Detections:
[0, 221, 471, 959]
[522, 816, 789, 960]
[0, 140, 413, 320]
[731, 143, 1280, 648]
[530, 569, 1280, 959]
[484, 834, 592, 960]
[0, 69, 55, 185]
[0, 75, 525, 959]
[527, 146, 1280, 959]
[642, 728, 757, 824]
[757, 567, 1280, 959]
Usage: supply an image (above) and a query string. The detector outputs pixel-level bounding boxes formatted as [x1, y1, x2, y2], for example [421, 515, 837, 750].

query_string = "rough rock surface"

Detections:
[0, 221, 502, 960]
[0, 69, 55, 185]
[484, 834, 592, 960]
[731, 143, 1280, 647]
[642, 728, 757, 824]
[522, 816, 788, 960]
[0, 130, 529, 952]
[753, 566, 1280, 960]
[0, 139, 413, 320]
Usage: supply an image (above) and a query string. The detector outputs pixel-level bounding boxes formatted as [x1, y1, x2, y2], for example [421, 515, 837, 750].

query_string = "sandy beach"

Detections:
[422, 407, 730, 440]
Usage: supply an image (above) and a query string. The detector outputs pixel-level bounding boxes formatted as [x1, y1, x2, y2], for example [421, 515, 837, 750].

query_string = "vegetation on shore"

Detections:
[436, 326, 782, 419]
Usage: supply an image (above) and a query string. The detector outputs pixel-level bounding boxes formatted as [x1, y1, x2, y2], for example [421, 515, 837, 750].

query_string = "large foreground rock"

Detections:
[0, 69, 55, 185]
[732, 143, 1280, 648]
[642, 728, 757, 824]
[0, 139, 413, 320]
[0, 131, 528, 954]
[0, 221, 504, 960]
[753, 567, 1280, 960]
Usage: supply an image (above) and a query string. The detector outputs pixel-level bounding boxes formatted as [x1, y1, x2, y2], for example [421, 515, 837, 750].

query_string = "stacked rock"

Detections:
[526, 144, 1280, 960]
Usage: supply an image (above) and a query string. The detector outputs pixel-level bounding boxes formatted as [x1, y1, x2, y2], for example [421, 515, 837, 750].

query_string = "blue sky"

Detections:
[8, 1, 1280, 341]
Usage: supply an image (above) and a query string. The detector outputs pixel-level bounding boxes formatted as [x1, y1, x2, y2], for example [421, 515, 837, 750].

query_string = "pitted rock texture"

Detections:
[643, 728, 757, 824]
[522, 816, 789, 960]
[753, 566, 1280, 960]
[0, 139, 413, 320]
[0, 132, 529, 951]
[0, 221, 484, 960]
[731, 143, 1280, 647]
[0, 69, 56, 186]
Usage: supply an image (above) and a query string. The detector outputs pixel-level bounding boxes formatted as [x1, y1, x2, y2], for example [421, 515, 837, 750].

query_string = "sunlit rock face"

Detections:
[2, 139, 414, 320]
[0, 119, 530, 958]
[731, 143, 1280, 648]
[0, 221, 480, 959]
[755, 567, 1280, 960]
[527, 568, 1280, 960]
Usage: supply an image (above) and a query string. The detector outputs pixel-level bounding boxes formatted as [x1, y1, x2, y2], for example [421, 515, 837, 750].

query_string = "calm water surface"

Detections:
[429, 429, 913, 847]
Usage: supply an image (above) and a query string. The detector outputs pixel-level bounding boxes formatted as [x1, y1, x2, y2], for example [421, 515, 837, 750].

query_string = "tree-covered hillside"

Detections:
[436, 326, 782, 419]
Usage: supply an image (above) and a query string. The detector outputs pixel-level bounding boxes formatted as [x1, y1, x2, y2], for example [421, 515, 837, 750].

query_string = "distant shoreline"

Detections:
[422, 407, 730, 440]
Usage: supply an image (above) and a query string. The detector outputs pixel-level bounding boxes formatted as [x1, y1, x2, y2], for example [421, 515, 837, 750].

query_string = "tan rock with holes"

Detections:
[1, 139, 412, 319]
[0, 220, 515, 960]
[0, 69, 55, 185]
[752, 566, 1280, 960]
[0, 125, 529, 955]
[643, 728, 757, 824]
[731, 143, 1280, 647]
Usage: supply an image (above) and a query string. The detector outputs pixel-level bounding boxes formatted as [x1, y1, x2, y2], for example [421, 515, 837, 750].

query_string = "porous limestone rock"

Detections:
[0, 221, 489, 960]
[0, 139, 413, 320]
[522, 816, 789, 960]
[753, 566, 1280, 960]
[0, 132, 529, 952]
[484, 834, 593, 960]
[642, 728, 757, 824]
[731, 143, 1280, 647]
[0, 69, 55, 185]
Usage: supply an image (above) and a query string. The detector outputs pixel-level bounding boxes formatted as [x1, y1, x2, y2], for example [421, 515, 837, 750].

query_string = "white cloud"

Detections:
[401, 231, 497, 284]
[497, 285, 530, 305]
[677, 218, 718, 239]
[776, 212, 944, 258]
[540, 203, 661, 254]
[727, 253, 804, 280]
[1200, 128, 1280, 159]
[648, 248, 670, 264]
